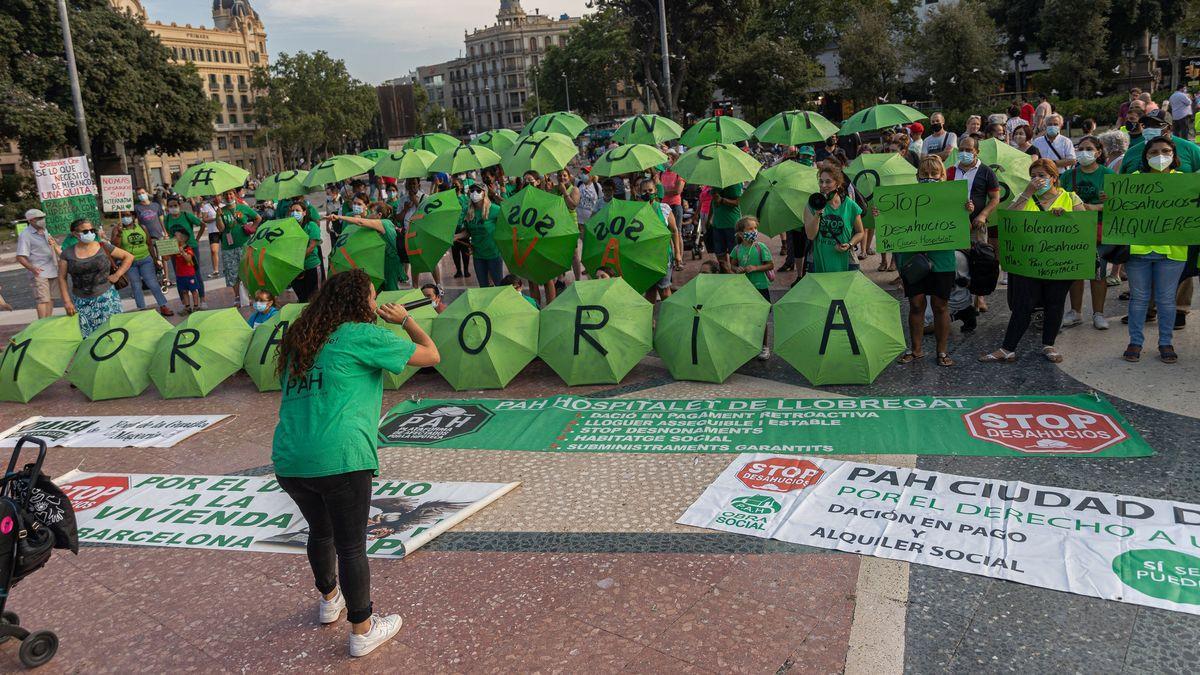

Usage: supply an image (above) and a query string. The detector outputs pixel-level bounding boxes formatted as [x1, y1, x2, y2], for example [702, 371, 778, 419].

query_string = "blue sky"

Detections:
[140, 0, 591, 84]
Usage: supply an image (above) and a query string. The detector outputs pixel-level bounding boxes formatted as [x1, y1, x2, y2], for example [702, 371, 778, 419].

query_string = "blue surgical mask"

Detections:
[1034, 180, 1052, 196]
[351, 204, 364, 215]
[121, 216, 133, 225]
[958, 152, 976, 166]
[1046, 125, 1060, 137]
[291, 211, 304, 221]
[1142, 128, 1162, 139]
[79, 231, 97, 243]
[253, 301, 270, 313]
[741, 230, 758, 243]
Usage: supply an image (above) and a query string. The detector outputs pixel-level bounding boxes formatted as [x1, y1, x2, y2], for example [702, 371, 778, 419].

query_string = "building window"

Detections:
[222, 51, 229, 63]
[211, 93, 219, 104]
[189, 48, 197, 61]
[529, 38, 537, 51]
[226, 95, 236, 109]
[208, 74, 218, 89]
[250, 51, 259, 63]
[544, 36, 551, 48]
[224, 74, 233, 89]
[232, 136, 241, 149]
[243, 114, 254, 124]
[241, 94, 250, 108]
[235, 52, 242, 64]
[215, 112, 223, 124]
[218, 137, 227, 150]
[246, 134, 255, 148]
[238, 75, 247, 90]
[229, 113, 238, 124]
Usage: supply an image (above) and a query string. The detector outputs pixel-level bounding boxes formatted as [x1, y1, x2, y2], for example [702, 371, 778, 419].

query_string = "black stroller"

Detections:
[0, 437, 78, 668]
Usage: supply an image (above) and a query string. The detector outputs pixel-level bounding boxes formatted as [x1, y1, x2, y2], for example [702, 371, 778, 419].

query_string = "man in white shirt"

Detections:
[1168, 83, 1193, 140]
[1032, 115, 1076, 169]
[15, 209, 61, 318]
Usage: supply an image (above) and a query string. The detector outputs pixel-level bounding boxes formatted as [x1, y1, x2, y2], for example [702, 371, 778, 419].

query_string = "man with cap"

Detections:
[16, 208, 61, 317]
[795, 145, 816, 167]
[1119, 110, 1200, 174]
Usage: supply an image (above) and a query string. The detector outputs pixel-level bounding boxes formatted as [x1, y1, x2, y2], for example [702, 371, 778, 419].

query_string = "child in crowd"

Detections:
[594, 266, 617, 280]
[247, 289, 278, 328]
[171, 229, 201, 313]
[420, 283, 448, 314]
[502, 274, 540, 310]
[730, 216, 774, 361]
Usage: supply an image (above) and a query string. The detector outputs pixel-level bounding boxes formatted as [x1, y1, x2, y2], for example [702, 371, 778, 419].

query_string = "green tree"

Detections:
[836, 5, 908, 108]
[754, 0, 919, 56]
[533, 8, 636, 119]
[412, 83, 461, 133]
[0, 0, 215, 161]
[1038, 0, 1111, 99]
[714, 36, 822, 124]
[251, 51, 377, 164]
[912, 0, 1002, 109]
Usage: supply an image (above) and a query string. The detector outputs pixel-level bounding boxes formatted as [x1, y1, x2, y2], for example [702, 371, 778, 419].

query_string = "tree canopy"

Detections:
[532, 8, 635, 118]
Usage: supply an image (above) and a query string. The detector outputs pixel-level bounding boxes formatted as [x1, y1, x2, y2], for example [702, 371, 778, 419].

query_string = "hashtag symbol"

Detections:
[190, 168, 216, 187]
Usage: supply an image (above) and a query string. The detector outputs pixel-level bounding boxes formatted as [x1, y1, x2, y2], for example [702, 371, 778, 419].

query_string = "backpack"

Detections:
[967, 241, 1000, 295]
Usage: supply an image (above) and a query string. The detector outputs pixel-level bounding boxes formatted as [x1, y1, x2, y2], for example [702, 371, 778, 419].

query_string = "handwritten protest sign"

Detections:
[997, 209, 1096, 280]
[155, 238, 180, 256]
[1101, 173, 1200, 245]
[873, 181, 970, 252]
[33, 156, 100, 235]
[101, 175, 134, 212]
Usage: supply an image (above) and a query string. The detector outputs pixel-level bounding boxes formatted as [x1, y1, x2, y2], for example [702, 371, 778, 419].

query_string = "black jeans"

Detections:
[452, 240, 471, 275]
[1003, 273, 1073, 352]
[291, 266, 322, 303]
[276, 470, 374, 623]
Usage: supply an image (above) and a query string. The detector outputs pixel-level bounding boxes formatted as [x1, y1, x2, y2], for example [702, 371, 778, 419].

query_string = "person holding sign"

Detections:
[110, 211, 174, 317]
[803, 166, 865, 273]
[1059, 136, 1115, 330]
[273, 269, 439, 657]
[980, 159, 1086, 364]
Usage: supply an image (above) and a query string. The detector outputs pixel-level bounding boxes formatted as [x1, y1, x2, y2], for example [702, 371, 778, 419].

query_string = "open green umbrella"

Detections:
[375, 289, 439, 389]
[522, 111, 588, 138]
[679, 116, 756, 147]
[0, 316, 82, 403]
[494, 186, 580, 284]
[943, 139, 1032, 202]
[741, 162, 819, 237]
[774, 271, 905, 385]
[329, 225, 386, 289]
[149, 308, 252, 399]
[654, 275, 770, 383]
[582, 199, 671, 293]
[612, 114, 683, 145]
[175, 161, 249, 198]
[359, 148, 389, 162]
[472, 129, 520, 155]
[591, 144, 668, 178]
[255, 170, 310, 202]
[243, 303, 306, 392]
[672, 143, 761, 188]
[538, 278, 653, 386]
[500, 131, 578, 177]
[432, 286, 540, 390]
[405, 189, 462, 276]
[839, 104, 927, 135]
[302, 154, 376, 188]
[753, 110, 840, 146]
[429, 143, 502, 175]
[404, 133, 460, 155]
[845, 153, 917, 201]
[67, 311, 172, 400]
[374, 148, 436, 180]
[239, 218, 309, 296]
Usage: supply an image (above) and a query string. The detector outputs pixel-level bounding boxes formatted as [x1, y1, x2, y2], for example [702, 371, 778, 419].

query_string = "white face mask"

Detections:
[470, 191, 483, 203]
[168, 207, 180, 215]
[1076, 150, 1096, 166]
[1148, 154, 1173, 171]
[138, 193, 150, 202]
[121, 216, 133, 225]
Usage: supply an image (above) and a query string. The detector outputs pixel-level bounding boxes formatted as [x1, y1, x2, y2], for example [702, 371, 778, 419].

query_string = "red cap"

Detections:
[908, 122, 925, 135]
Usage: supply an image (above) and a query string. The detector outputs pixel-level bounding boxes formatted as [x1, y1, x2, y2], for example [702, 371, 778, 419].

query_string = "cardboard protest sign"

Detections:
[997, 209, 1097, 280]
[155, 238, 180, 256]
[100, 175, 134, 212]
[1101, 172, 1200, 245]
[0, 415, 229, 448]
[873, 181, 971, 252]
[33, 157, 100, 235]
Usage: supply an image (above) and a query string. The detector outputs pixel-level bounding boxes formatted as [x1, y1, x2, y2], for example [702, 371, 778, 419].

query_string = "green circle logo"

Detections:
[731, 495, 781, 515]
[1112, 549, 1200, 605]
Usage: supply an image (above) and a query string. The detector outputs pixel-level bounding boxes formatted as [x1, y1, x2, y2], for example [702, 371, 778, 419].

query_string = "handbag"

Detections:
[900, 252, 932, 287]
[103, 244, 130, 290]
[1097, 244, 1130, 265]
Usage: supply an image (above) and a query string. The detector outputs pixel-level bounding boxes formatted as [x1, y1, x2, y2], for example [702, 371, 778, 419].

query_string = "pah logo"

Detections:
[378, 404, 493, 444]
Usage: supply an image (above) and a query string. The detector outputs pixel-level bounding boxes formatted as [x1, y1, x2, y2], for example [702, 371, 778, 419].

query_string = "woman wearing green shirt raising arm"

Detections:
[272, 268, 438, 657]
[328, 196, 405, 291]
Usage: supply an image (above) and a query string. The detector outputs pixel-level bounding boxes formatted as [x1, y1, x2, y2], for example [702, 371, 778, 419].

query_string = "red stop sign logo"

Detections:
[59, 475, 130, 511]
[737, 458, 825, 492]
[963, 402, 1127, 454]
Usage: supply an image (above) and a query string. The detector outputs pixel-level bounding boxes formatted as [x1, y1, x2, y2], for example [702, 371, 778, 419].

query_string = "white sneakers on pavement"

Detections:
[318, 588, 346, 624]
[1061, 309, 1082, 328]
[349, 614, 403, 657]
[1093, 312, 1109, 330]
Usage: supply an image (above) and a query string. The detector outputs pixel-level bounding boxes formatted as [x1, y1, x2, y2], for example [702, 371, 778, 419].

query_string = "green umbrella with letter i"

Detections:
[431, 286, 540, 390]
[741, 161, 819, 237]
[405, 190, 462, 277]
[0, 315, 82, 403]
[494, 186, 579, 284]
[376, 289, 440, 389]
[175, 161, 249, 198]
[329, 225, 386, 289]
[538, 278, 653, 386]
[149, 308, 252, 399]
[653, 274, 770, 383]
[67, 311, 173, 401]
[239, 218, 309, 297]
[243, 303, 306, 392]
[581, 199, 671, 294]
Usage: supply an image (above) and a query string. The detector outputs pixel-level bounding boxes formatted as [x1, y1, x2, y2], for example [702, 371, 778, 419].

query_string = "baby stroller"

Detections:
[0, 437, 78, 668]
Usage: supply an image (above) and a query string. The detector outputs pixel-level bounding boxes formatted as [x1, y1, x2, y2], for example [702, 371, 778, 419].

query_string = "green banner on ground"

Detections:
[997, 209, 1097, 280]
[873, 181, 971, 252]
[378, 394, 1152, 457]
[1101, 172, 1200, 245]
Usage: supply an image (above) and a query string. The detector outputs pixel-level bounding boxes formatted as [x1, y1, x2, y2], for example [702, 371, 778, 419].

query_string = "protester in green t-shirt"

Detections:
[285, 201, 325, 302]
[110, 211, 174, 315]
[328, 195, 405, 292]
[730, 215, 775, 361]
[1059, 135, 1116, 331]
[272, 268, 438, 656]
[215, 189, 261, 306]
[710, 182, 743, 272]
[458, 185, 505, 287]
[163, 196, 207, 304]
[803, 166, 864, 274]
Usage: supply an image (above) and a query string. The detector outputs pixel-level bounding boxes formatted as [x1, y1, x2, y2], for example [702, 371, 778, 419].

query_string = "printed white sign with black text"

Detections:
[0, 415, 230, 448]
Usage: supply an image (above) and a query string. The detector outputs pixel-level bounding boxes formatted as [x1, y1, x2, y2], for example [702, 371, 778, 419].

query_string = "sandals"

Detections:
[1159, 345, 1178, 364]
[1123, 344, 1142, 362]
[897, 350, 924, 364]
[937, 352, 954, 367]
[1042, 346, 1063, 363]
[978, 349, 1016, 363]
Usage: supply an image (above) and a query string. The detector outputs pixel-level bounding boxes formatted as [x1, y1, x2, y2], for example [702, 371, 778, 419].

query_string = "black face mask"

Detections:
[930, 123, 943, 133]
[639, 193, 654, 201]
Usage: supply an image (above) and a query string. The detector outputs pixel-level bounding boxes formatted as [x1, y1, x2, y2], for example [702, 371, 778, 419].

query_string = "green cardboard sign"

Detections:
[997, 209, 1097, 280]
[1101, 172, 1200, 245]
[41, 194, 100, 236]
[873, 181, 971, 252]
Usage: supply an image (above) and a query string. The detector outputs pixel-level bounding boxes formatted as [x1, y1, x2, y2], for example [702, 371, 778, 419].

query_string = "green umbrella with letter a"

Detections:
[403, 132, 460, 156]
[653, 274, 770, 383]
[538, 278, 653, 386]
[672, 143, 761, 188]
[774, 271, 905, 385]
[753, 110, 840, 146]
[472, 129, 520, 155]
[373, 148, 436, 180]
[149, 308, 253, 399]
[405, 190, 463, 276]
[0, 315, 82, 403]
[239, 218, 309, 297]
[329, 225, 386, 289]
[522, 111, 588, 138]
[612, 114, 684, 145]
[301, 154, 376, 189]
[375, 290, 439, 389]
[255, 170, 310, 202]
[679, 116, 756, 147]
[432, 286, 539, 390]
[428, 143, 502, 175]
[741, 162, 819, 237]
[243, 303, 306, 392]
[581, 199, 671, 294]
[500, 131, 578, 177]
[67, 311, 173, 401]
[838, 104, 927, 135]
[175, 161, 249, 198]
[591, 144, 669, 178]
[494, 186, 579, 284]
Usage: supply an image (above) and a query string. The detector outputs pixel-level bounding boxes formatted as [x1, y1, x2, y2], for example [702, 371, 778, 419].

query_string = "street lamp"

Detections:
[563, 72, 570, 111]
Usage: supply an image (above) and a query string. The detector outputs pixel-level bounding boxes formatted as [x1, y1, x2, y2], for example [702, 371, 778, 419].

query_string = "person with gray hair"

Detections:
[1097, 129, 1130, 172]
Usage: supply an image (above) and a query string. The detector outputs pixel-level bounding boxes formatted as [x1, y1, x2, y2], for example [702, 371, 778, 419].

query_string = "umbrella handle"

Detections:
[402, 298, 433, 311]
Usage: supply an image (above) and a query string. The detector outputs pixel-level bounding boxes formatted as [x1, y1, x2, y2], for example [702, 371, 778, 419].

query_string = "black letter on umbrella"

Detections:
[458, 311, 493, 355]
[259, 321, 289, 366]
[691, 305, 704, 365]
[0, 338, 30, 380]
[574, 305, 610, 356]
[170, 329, 202, 373]
[819, 300, 860, 355]
[90, 328, 129, 362]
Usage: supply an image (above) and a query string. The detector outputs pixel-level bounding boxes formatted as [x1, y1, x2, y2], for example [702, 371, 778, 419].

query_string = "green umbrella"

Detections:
[522, 111, 588, 138]
[404, 133, 460, 155]
[839, 104, 927, 135]
[432, 286, 540, 390]
[329, 225, 386, 289]
[375, 290, 439, 389]
[612, 114, 683, 145]
[67, 311, 173, 401]
[538, 278, 653, 385]
[591, 144, 669, 178]
[428, 143, 502, 175]
[672, 143, 761, 188]
[845, 153, 917, 201]
[302, 154, 376, 188]
[359, 148, 389, 162]
[175, 161, 249, 198]
[405, 189, 462, 276]
[943, 139, 1032, 203]
[255, 170, 310, 202]
[0, 316, 82, 403]
[494, 186, 579, 284]
[654, 275, 770, 383]
[500, 131, 578, 177]
[374, 148, 436, 180]
[472, 129, 520, 155]
[753, 110, 840, 146]
[239, 218, 309, 296]
[581, 199, 672, 293]
[679, 116, 756, 147]
[741, 161, 819, 237]
[243, 303, 306, 392]
[774, 271, 905, 385]
[149, 308, 252, 399]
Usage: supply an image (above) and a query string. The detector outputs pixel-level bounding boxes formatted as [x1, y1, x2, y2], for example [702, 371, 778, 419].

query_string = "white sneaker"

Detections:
[757, 346, 771, 361]
[318, 588, 346, 624]
[1061, 309, 1081, 328]
[349, 614, 403, 657]
[998, 274, 1008, 287]
[1093, 312, 1109, 330]
[199, 301, 209, 310]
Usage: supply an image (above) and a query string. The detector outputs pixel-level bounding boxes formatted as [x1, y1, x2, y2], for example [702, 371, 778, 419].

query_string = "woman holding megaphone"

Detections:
[803, 166, 865, 273]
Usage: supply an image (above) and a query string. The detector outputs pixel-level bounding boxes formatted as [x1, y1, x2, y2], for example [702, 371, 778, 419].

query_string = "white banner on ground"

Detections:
[100, 174, 134, 212]
[679, 455, 1200, 616]
[57, 471, 519, 558]
[0, 415, 230, 448]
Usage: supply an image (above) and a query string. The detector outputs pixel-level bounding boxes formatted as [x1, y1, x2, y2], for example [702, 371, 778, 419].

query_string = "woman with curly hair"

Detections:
[271, 268, 438, 657]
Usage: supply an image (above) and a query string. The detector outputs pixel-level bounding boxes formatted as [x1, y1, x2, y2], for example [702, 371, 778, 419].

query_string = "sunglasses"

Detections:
[77, 228, 95, 234]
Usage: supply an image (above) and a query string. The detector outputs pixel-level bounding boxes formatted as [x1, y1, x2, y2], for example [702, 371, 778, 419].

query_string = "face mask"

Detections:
[31, 219, 45, 230]
[741, 230, 758, 243]
[1046, 125, 1060, 137]
[639, 193, 654, 201]
[138, 194, 149, 202]
[351, 204, 364, 215]
[958, 152, 976, 166]
[918, 177, 939, 183]
[120, 216, 133, 225]
[218, 202, 227, 208]
[168, 207, 180, 215]
[1034, 179, 1052, 196]
[1148, 154, 1173, 171]
[470, 191, 483, 203]
[799, 157, 813, 166]
[930, 123, 943, 133]
[253, 301, 270, 313]
[78, 231, 97, 243]
[1013, 135, 1026, 145]
[908, 142, 921, 153]
[1077, 150, 1096, 166]
[1142, 128, 1162, 139]
[291, 211, 304, 221]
